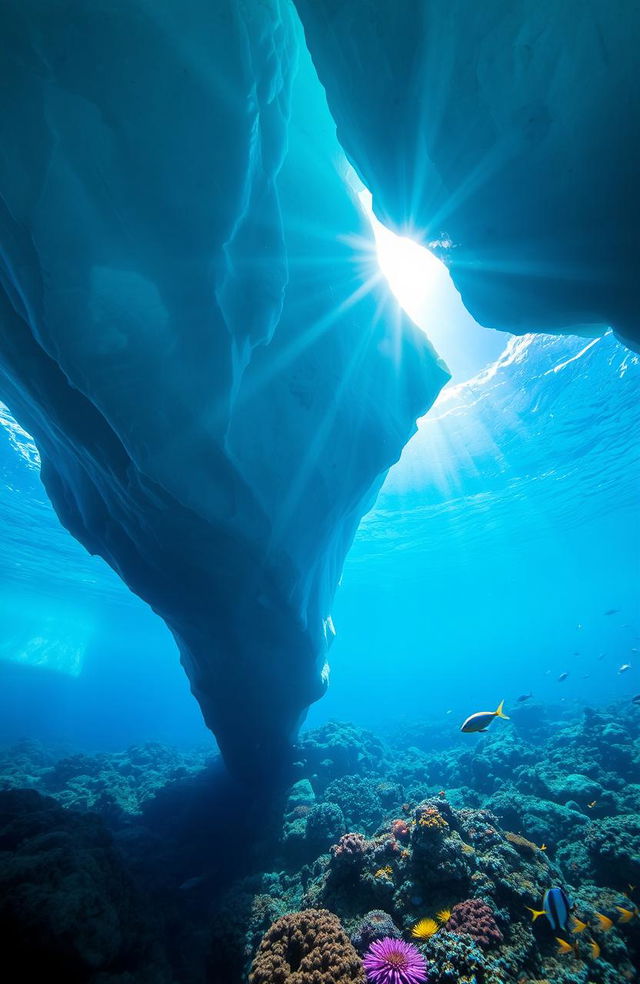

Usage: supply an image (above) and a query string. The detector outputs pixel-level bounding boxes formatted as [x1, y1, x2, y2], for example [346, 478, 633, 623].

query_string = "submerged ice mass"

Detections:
[1, 0, 637, 783]
[294, 0, 640, 347]
[0, 1, 446, 781]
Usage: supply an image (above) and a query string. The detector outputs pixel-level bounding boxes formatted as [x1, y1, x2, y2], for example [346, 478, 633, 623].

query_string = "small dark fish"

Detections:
[517, 693, 533, 703]
[604, 609, 620, 616]
[598, 652, 606, 660]
[572, 651, 581, 656]
[632, 694, 640, 704]
[558, 672, 569, 682]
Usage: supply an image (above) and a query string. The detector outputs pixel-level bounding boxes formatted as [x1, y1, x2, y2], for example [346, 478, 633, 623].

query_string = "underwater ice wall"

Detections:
[0, 0, 447, 781]
[294, 0, 640, 348]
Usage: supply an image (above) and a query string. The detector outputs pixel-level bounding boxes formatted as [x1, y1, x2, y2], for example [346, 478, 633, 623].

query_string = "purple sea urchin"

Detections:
[363, 937, 427, 984]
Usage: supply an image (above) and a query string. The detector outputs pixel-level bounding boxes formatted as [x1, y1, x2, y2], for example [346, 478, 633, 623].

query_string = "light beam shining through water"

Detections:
[358, 189, 507, 383]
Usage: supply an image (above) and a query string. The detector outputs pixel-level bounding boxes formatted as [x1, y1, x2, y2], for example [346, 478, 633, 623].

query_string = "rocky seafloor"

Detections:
[0, 703, 639, 984]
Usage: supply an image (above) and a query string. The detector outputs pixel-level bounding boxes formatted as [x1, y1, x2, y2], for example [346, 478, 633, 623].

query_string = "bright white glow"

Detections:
[358, 189, 508, 383]
[376, 228, 437, 314]
[359, 190, 441, 324]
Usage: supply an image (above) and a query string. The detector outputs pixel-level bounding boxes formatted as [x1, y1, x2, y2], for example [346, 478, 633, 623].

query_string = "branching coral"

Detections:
[248, 909, 365, 983]
[416, 806, 449, 832]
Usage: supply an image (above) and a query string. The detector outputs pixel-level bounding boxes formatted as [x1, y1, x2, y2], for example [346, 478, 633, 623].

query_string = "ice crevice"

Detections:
[293, 0, 640, 349]
[1, 0, 636, 784]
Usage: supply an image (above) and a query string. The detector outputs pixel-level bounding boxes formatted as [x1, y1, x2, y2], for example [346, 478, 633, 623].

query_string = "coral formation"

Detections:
[1, 702, 639, 983]
[443, 898, 503, 948]
[350, 910, 401, 955]
[248, 908, 364, 983]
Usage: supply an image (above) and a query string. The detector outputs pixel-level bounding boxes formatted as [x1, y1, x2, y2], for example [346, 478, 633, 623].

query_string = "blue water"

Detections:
[1, 325, 638, 749]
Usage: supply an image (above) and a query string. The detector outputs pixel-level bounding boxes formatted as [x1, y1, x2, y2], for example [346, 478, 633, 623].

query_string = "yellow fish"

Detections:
[571, 916, 588, 934]
[556, 937, 577, 956]
[616, 905, 639, 923]
[460, 700, 510, 733]
[526, 907, 546, 922]
[594, 912, 614, 931]
[587, 800, 597, 809]
[589, 940, 601, 959]
[540, 843, 548, 851]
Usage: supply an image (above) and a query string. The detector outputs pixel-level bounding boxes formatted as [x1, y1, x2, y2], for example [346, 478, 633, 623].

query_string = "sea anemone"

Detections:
[363, 938, 428, 984]
[411, 917, 439, 939]
[436, 908, 452, 924]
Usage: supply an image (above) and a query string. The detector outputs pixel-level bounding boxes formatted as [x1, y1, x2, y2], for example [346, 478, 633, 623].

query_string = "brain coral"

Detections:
[443, 898, 503, 948]
[248, 908, 365, 983]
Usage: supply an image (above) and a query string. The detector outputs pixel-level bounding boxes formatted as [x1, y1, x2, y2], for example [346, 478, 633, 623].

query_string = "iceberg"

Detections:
[0, 1, 447, 781]
[294, 0, 640, 348]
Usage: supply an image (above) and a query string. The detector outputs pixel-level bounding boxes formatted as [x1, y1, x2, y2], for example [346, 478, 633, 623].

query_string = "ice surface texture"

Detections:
[0, 1, 446, 781]
[294, 0, 640, 348]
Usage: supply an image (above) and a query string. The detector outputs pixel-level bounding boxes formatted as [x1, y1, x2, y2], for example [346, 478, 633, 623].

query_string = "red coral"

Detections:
[390, 819, 410, 841]
[443, 899, 503, 949]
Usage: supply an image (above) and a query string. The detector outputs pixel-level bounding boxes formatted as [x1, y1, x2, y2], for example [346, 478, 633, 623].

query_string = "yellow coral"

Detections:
[417, 807, 448, 831]
[461, 843, 475, 855]
[411, 917, 439, 939]
[436, 908, 452, 924]
[374, 866, 393, 880]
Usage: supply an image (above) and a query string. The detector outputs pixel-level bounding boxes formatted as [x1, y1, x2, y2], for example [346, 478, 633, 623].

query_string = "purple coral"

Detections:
[331, 832, 369, 860]
[443, 898, 503, 948]
[363, 937, 427, 984]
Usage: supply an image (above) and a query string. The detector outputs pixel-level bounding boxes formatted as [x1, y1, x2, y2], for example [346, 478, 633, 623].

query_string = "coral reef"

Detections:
[0, 701, 639, 983]
[248, 908, 365, 983]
